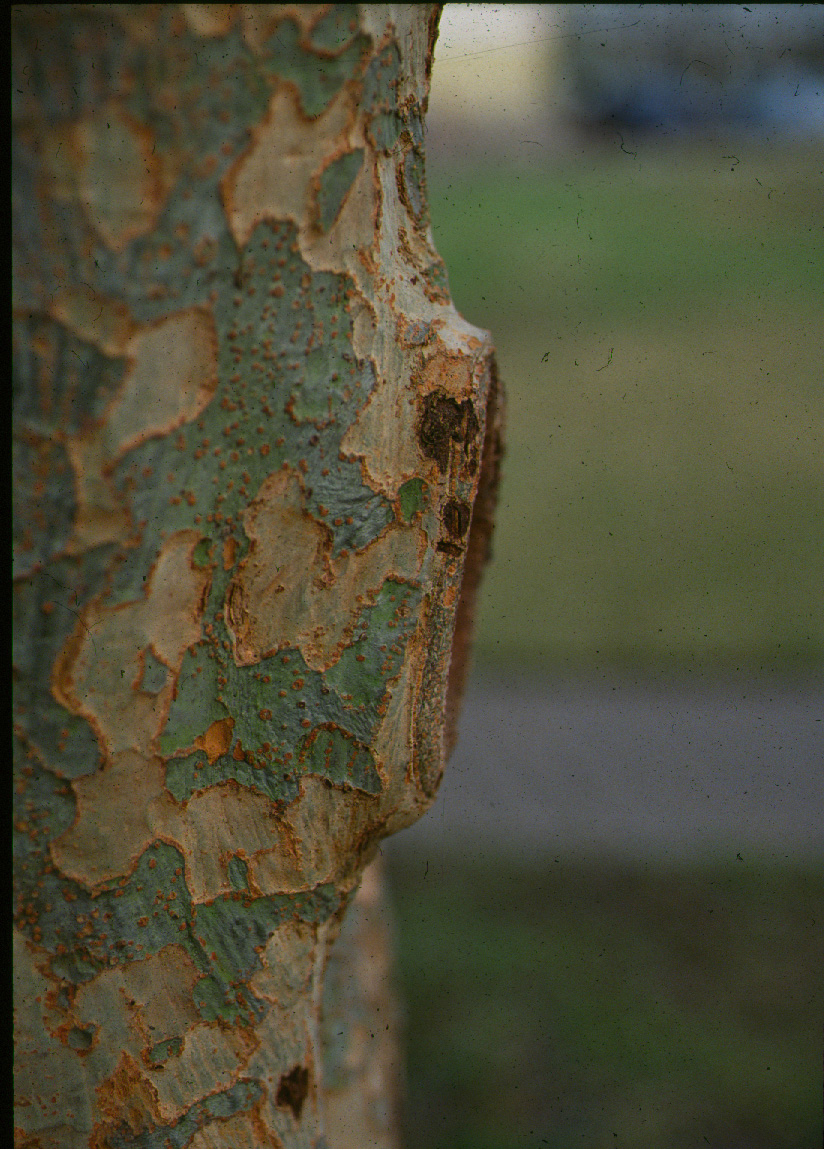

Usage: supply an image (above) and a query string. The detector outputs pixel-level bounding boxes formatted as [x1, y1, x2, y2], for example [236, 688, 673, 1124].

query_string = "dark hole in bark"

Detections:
[418, 391, 480, 473]
[276, 1064, 310, 1120]
[442, 497, 471, 538]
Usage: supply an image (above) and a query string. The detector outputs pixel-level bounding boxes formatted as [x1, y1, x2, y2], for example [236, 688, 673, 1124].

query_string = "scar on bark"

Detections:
[443, 356, 504, 757]
[276, 1064, 310, 1120]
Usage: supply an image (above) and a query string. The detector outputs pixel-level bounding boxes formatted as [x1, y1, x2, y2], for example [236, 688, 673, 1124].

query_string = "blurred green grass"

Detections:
[426, 141, 824, 673]
[387, 141, 824, 1149]
[388, 851, 824, 1148]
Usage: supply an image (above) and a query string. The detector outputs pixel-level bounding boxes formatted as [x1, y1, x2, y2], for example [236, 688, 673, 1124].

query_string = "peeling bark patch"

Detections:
[276, 1064, 309, 1120]
[418, 391, 480, 474]
[93, 1050, 165, 1146]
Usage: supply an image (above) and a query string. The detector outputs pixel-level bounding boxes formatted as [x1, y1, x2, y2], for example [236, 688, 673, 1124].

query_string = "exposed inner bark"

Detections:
[444, 356, 505, 758]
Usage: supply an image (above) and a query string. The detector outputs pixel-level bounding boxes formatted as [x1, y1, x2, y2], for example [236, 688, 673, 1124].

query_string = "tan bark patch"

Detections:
[339, 340, 422, 495]
[73, 104, 165, 253]
[105, 307, 219, 458]
[170, 784, 280, 903]
[181, 3, 237, 37]
[49, 285, 136, 358]
[144, 1022, 252, 1121]
[62, 308, 218, 552]
[301, 150, 379, 274]
[251, 775, 381, 894]
[221, 83, 360, 251]
[249, 920, 318, 1007]
[226, 467, 426, 672]
[247, 983, 322, 1145]
[50, 751, 177, 888]
[54, 530, 209, 756]
[72, 946, 202, 1086]
[65, 429, 132, 552]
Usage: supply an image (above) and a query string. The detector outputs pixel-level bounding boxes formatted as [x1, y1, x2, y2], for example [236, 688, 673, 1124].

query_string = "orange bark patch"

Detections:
[194, 717, 235, 764]
[92, 1052, 164, 1145]
[420, 349, 473, 400]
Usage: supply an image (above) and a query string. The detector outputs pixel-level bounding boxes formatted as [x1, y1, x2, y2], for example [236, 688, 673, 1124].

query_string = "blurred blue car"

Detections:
[559, 3, 824, 137]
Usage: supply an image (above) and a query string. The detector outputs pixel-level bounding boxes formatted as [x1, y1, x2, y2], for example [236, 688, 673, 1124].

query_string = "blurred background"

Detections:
[385, 5, 824, 1147]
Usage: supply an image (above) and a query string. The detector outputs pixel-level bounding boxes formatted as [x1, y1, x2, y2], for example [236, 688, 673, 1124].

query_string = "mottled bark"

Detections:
[13, 5, 501, 1147]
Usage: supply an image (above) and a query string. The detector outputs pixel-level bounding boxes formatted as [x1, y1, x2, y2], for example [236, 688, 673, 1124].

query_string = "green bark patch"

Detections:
[309, 4, 362, 54]
[252, 17, 371, 118]
[403, 144, 428, 225]
[315, 149, 365, 234]
[363, 40, 404, 153]
[191, 538, 213, 569]
[13, 315, 127, 436]
[325, 579, 421, 712]
[113, 218, 391, 574]
[192, 973, 268, 1027]
[297, 726, 381, 794]
[15, 793, 340, 1019]
[13, 435, 76, 578]
[67, 1025, 95, 1050]
[161, 579, 420, 805]
[191, 884, 340, 1024]
[147, 1036, 183, 1067]
[227, 854, 250, 891]
[399, 477, 428, 522]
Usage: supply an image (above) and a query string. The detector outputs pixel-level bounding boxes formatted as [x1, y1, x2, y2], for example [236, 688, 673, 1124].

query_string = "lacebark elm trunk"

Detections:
[12, 5, 502, 1147]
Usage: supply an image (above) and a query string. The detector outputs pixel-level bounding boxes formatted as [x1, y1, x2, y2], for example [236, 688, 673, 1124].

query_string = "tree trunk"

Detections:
[13, 5, 502, 1147]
